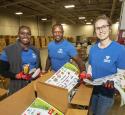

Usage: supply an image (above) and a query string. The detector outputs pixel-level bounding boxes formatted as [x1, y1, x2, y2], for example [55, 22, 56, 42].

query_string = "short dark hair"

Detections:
[94, 15, 112, 27]
[52, 23, 64, 32]
[18, 25, 31, 33]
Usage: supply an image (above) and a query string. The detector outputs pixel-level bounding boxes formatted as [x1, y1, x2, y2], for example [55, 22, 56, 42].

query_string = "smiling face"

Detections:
[52, 25, 64, 42]
[18, 26, 31, 45]
[95, 19, 111, 41]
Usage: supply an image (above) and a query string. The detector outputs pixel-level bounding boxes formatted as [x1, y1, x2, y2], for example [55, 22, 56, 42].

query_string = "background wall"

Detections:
[0, 11, 119, 40]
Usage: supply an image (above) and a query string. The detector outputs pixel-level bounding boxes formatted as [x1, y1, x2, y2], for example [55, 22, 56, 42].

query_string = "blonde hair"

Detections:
[94, 15, 112, 27]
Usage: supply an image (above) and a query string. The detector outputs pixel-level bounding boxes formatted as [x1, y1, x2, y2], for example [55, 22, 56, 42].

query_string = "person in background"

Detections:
[0, 25, 41, 95]
[45, 23, 85, 73]
[87, 15, 125, 115]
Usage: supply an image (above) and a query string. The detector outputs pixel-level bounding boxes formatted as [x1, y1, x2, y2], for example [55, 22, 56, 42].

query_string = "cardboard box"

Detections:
[0, 88, 7, 100]
[0, 72, 93, 115]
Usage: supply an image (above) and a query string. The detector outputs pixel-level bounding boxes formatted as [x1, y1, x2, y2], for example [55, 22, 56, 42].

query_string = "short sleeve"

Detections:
[116, 46, 125, 69]
[68, 44, 78, 57]
[0, 51, 8, 61]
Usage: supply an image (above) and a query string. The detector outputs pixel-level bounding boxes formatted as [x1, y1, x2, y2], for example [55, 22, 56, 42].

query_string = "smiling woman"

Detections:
[0, 25, 42, 96]
[18, 26, 31, 46]
[87, 15, 125, 115]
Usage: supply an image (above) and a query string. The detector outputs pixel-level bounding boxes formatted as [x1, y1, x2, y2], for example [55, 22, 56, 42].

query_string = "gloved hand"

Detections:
[103, 80, 114, 89]
[79, 72, 91, 79]
[77, 72, 91, 84]
[16, 72, 31, 80]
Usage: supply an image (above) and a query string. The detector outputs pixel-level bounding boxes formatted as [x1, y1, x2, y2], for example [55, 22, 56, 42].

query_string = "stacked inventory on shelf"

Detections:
[0, 38, 6, 53]
[0, 35, 75, 51]
[76, 44, 88, 62]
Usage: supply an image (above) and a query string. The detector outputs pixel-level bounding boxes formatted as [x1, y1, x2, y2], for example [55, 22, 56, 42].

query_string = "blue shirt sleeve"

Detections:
[0, 51, 8, 61]
[68, 44, 78, 57]
[116, 46, 125, 69]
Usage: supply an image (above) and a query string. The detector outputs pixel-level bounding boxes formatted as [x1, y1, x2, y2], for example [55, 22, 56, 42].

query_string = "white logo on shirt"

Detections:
[57, 48, 63, 54]
[32, 53, 36, 58]
[104, 56, 111, 63]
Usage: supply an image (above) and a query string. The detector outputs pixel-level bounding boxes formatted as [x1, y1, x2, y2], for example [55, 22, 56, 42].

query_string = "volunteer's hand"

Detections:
[103, 80, 114, 89]
[16, 72, 31, 80]
[79, 72, 91, 79]
[77, 72, 92, 84]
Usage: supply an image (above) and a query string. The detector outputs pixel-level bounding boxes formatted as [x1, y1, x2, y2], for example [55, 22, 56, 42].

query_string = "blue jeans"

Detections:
[90, 94, 114, 115]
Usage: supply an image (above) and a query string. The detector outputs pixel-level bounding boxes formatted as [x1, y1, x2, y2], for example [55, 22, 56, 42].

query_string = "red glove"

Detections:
[16, 72, 31, 80]
[103, 80, 114, 89]
[79, 73, 91, 79]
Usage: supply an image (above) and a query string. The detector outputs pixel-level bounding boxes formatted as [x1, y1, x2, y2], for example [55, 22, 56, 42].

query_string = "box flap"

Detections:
[0, 88, 7, 97]
[36, 81, 68, 113]
[39, 71, 54, 82]
[0, 83, 35, 115]
[71, 84, 93, 106]
[65, 109, 88, 115]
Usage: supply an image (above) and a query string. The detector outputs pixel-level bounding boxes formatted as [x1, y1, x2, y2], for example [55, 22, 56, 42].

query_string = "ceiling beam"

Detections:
[26, 0, 76, 24]
[110, 0, 117, 19]
[0, 0, 26, 8]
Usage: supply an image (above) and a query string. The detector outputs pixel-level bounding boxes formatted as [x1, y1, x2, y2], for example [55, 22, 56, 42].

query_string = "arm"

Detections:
[87, 64, 92, 76]
[45, 55, 51, 72]
[0, 51, 16, 79]
[0, 60, 16, 79]
[72, 55, 85, 72]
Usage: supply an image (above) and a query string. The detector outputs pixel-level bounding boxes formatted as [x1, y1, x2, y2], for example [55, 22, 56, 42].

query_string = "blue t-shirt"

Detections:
[89, 41, 125, 79]
[48, 40, 77, 71]
[0, 49, 38, 70]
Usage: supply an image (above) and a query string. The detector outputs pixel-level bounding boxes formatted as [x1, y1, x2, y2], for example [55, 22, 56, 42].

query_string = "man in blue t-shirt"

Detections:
[45, 24, 85, 72]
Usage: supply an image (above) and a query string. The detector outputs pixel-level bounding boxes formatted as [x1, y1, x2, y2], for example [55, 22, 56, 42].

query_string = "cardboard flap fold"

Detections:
[0, 83, 35, 115]
[71, 84, 93, 106]
[36, 81, 68, 113]
[65, 109, 88, 115]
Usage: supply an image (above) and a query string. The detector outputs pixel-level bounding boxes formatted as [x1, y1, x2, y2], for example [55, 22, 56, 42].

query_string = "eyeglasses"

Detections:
[95, 25, 109, 31]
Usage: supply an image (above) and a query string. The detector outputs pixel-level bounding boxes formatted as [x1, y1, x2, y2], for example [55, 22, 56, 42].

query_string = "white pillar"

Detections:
[119, 0, 125, 29]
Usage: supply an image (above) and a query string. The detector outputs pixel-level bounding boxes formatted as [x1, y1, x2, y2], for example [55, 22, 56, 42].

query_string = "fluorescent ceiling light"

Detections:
[86, 22, 92, 25]
[61, 23, 66, 26]
[116, 21, 119, 24]
[15, 12, 23, 15]
[78, 17, 85, 20]
[64, 5, 75, 8]
[41, 18, 47, 21]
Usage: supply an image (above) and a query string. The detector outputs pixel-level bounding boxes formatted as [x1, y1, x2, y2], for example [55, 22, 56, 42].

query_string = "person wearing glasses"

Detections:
[45, 23, 85, 72]
[87, 15, 125, 115]
[0, 26, 41, 95]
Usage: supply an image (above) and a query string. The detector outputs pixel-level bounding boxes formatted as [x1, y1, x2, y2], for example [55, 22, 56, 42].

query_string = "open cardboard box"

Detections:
[0, 71, 93, 115]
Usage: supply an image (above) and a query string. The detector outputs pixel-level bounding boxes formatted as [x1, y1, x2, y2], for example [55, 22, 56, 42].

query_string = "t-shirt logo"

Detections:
[104, 56, 111, 63]
[32, 53, 37, 59]
[57, 48, 63, 54]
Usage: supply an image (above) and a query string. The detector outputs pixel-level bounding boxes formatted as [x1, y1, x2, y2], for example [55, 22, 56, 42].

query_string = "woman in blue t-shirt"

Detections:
[88, 15, 125, 115]
[0, 26, 41, 95]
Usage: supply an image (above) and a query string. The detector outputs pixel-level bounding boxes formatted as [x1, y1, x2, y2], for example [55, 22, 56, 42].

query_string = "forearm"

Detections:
[72, 56, 85, 72]
[0, 60, 16, 79]
[87, 64, 92, 76]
